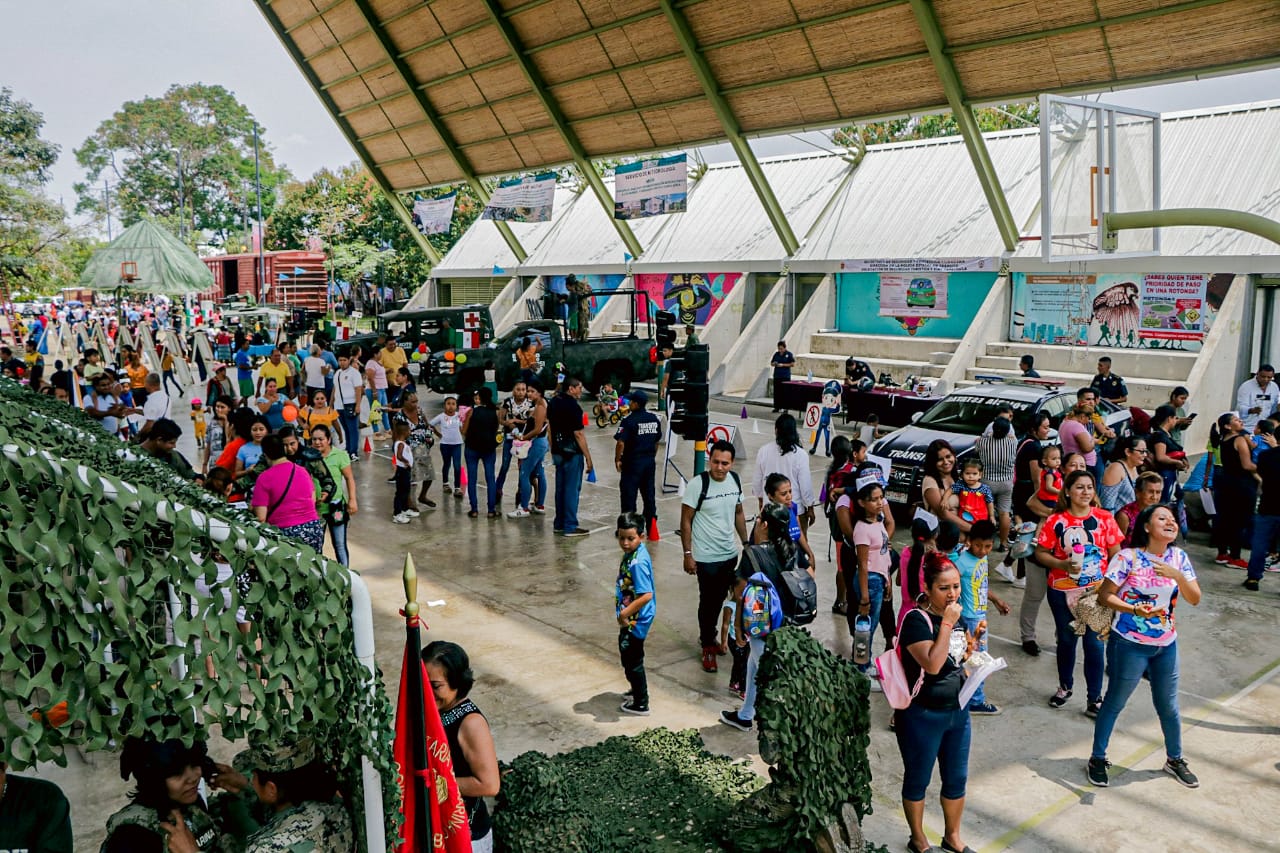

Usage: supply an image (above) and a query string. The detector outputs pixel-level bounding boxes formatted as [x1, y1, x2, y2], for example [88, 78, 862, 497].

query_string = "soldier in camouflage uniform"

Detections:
[227, 736, 354, 853]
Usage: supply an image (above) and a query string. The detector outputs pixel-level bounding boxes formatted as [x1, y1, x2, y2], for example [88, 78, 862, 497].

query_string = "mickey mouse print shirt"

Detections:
[1036, 507, 1123, 591]
[1105, 546, 1195, 646]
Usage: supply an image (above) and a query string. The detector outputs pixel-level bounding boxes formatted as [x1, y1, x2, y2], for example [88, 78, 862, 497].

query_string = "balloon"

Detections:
[455, 353, 467, 364]
[282, 403, 299, 422]
[444, 351, 456, 362]
[418, 342, 428, 353]
[411, 351, 423, 362]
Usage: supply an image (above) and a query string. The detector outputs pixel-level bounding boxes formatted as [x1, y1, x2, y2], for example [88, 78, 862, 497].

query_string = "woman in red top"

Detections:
[213, 407, 257, 473]
[1034, 470, 1122, 716]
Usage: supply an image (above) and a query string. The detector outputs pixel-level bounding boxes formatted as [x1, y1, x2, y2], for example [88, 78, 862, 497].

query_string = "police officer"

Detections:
[615, 389, 662, 530]
[208, 736, 354, 853]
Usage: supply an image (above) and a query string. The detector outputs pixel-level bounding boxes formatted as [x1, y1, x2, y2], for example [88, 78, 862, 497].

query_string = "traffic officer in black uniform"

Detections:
[615, 389, 662, 531]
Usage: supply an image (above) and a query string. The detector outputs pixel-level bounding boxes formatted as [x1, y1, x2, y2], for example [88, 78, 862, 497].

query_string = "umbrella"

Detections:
[79, 220, 215, 295]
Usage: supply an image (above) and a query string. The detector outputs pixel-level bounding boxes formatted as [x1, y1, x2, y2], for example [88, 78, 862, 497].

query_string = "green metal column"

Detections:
[252, 1, 442, 265]
[479, 0, 645, 260]
[347, 0, 528, 264]
[908, 0, 1020, 253]
[658, 0, 800, 256]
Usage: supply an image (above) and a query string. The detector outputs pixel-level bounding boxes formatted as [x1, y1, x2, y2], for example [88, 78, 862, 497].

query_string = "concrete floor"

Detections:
[26, 394, 1280, 852]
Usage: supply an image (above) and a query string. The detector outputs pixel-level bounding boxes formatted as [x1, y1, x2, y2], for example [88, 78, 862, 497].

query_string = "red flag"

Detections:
[394, 643, 473, 853]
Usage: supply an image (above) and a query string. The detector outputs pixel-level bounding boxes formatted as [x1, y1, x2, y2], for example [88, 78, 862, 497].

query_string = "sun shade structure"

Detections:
[80, 219, 216, 295]
[256, 0, 1280, 255]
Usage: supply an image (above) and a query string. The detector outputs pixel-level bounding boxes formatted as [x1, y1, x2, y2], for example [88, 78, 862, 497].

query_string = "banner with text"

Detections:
[841, 258, 997, 272]
[412, 193, 456, 235]
[1139, 273, 1210, 342]
[614, 154, 688, 220]
[481, 173, 557, 223]
[878, 273, 949, 318]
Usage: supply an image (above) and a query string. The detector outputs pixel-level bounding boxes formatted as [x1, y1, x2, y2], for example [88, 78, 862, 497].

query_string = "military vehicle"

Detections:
[327, 304, 495, 359]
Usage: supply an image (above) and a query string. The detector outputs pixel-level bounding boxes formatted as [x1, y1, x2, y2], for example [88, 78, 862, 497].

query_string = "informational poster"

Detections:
[1009, 272, 1231, 351]
[412, 193, 456, 235]
[1139, 273, 1210, 342]
[481, 173, 557, 222]
[879, 273, 949, 318]
[840, 258, 997, 272]
[614, 154, 688, 220]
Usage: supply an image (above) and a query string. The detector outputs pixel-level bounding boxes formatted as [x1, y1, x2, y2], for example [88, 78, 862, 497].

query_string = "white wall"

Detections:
[1180, 274, 1251, 452]
[694, 269, 751, 373]
[714, 275, 788, 397]
[937, 273, 1012, 395]
[490, 276, 529, 334]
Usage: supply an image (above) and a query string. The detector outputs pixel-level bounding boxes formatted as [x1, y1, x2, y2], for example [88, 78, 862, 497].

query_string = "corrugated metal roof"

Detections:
[519, 176, 673, 274]
[793, 128, 1042, 263]
[431, 186, 577, 278]
[635, 153, 853, 269]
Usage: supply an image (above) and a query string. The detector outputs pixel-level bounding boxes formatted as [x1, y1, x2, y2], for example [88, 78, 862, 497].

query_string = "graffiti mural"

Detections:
[636, 273, 741, 324]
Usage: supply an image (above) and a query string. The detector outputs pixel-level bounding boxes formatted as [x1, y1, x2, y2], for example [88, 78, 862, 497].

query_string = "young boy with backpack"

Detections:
[949, 519, 1010, 715]
[615, 512, 656, 716]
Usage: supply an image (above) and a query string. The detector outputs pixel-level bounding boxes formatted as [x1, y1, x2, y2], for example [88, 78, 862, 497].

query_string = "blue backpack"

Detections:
[742, 572, 784, 638]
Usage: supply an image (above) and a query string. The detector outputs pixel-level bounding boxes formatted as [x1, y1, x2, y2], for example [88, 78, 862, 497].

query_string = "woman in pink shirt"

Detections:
[252, 434, 324, 551]
[364, 345, 391, 438]
[1058, 405, 1097, 468]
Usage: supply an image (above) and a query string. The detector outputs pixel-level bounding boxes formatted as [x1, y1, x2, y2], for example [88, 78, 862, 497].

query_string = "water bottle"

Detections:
[853, 615, 871, 665]
[806, 368, 814, 382]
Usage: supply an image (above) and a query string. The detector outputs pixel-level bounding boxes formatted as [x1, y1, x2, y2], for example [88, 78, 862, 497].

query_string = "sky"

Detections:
[3, 0, 1279, 227]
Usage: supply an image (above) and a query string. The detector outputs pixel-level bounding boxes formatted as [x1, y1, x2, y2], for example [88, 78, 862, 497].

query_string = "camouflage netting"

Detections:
[0, 378, 399, 849]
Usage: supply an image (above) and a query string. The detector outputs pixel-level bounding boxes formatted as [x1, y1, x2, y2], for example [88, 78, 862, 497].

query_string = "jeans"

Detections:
[552, 451, 584, 531]
[326, 519, 349, 566]
[729, 639, 750, 686]
[960, 614, 990, 707]
[439, 443, 463, 490]
[697, 557, 738, 649]
[1091, 635, 1183, 761]
[496, 439, 515, 495]
[1247, 513, 1280, 580]
[894, 704, 971, 801]
[393, 466, 411, 515]
[810, 422, 831, 454]
[516, 436, 548, 510]
[465, 447, 497, 513]
[163, 369, 183, 396]
[1018, 559, 1049, 643]
[845, 571, 886, 673]
[338, 408, 360, 457]
[618, 627, 648, 706]
[619, 458, 657, 525]
[739, 637, 766, 720]
[1047, 587, 1104, 701]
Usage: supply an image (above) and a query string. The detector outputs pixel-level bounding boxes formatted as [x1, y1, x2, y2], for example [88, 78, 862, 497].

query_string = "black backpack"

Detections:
[743, 544, 817, 626]
[693, 469, 742, 511]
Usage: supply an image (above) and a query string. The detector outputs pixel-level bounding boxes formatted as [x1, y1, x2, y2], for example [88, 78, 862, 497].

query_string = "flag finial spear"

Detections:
[403, 553, 419, 619]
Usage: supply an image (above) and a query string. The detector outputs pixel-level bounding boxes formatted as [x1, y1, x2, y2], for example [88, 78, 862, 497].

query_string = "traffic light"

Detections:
[665, 351, 689, 437]
[680, 343, 710, 442]
[655, 309, 677, 350]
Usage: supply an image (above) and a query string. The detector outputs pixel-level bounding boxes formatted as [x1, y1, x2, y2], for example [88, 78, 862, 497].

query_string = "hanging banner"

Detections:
[1139, 273, 1210, 342]
[879, 273, 949, 318]
[840, 258, 997, 272]
[481, 173, 557, 223]
[412, 193, 456, 235]
[614, 154, 688, 220]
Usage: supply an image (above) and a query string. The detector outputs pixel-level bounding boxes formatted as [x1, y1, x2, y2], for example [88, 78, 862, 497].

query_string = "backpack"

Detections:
[694, 470, 742, 512]
[741, 572, 784, 638]
[744, 544, 817, 626]
[875, 608, 929, 709]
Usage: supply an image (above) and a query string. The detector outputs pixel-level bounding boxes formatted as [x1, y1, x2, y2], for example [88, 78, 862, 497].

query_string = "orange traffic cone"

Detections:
[363, 434, 372, 453]
[648, 517, 660, 541]
[582, 411, 589, 427]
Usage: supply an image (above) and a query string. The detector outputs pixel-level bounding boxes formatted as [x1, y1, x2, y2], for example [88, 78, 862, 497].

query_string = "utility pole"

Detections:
[253, 123, 266, 302]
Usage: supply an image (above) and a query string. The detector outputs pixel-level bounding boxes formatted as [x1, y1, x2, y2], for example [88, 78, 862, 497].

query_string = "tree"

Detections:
[73, 83, 291, 246]
[0, 87, 79, 293]
[833, 103, 1040, 152]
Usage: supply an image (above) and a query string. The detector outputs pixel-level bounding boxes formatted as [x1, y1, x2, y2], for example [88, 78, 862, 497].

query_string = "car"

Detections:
[870, 378, 1132, 509]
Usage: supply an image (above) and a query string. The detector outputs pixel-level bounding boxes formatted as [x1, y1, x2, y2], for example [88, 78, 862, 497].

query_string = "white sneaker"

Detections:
[1012, 576, 1027, 589]
[994, 562, 1017, 584]
[403, 509, 421, 518]
[507, 507, 530, 518]
[392, 513, 410, 524]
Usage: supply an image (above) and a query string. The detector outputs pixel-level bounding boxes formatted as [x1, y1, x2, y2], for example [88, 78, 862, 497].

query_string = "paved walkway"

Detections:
[39, 396, 1280, 851]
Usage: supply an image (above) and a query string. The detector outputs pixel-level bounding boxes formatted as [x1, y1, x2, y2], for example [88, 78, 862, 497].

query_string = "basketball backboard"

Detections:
[1039, 94, 1161, 262]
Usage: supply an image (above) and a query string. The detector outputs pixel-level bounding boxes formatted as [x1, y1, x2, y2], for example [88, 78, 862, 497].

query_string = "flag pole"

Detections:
[402, 554, 433, 852]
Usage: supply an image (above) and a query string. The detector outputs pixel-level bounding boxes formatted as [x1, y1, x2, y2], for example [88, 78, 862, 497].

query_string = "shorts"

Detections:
[413, 447, 436, 483]
[987, 479, 1013, 515]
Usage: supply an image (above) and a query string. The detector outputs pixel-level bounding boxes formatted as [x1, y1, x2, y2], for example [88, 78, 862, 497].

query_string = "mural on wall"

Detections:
[636, 273, 741, 324]
[544, 274, 626, 317]
[1009, 272, 1233, 352]
[835, 271, 994, 338]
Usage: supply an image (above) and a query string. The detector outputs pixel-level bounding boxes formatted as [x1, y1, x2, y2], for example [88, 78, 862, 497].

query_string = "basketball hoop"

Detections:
[120, 261, 139, 283]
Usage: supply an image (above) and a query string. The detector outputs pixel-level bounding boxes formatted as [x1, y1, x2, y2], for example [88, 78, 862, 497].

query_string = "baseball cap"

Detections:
[629, 388, 648, 404]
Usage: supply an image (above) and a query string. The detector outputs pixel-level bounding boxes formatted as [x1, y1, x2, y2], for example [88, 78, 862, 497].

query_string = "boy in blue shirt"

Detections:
[949, 520, 1010, 715]
[616, 512, 656, 715]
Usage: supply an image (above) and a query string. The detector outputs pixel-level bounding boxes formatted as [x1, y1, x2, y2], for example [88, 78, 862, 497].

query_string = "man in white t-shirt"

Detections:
[332, 351, 365, 458]
[680, 440, 749, 674]
[302, 344, 329, 399]
[139, 373, 171, 437]
[1237, 364, 1277, 431]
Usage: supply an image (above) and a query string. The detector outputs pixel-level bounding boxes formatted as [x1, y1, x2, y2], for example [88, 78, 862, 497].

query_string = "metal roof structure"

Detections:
[254, 0, 1280, 264]
[429, 183, 577, 276]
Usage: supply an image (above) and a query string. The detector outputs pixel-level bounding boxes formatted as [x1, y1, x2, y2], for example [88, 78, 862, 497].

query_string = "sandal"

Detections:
[940, 842, 976, 853]
[831, 600, 848, 615]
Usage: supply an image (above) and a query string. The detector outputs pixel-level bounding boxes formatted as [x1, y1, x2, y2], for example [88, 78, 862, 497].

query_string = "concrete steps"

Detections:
[794, 352, 945, 382]
[794, 332, 960, 385]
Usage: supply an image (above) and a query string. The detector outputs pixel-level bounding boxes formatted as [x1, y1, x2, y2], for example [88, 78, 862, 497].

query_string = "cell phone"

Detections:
[1187, 413, 1198, 420]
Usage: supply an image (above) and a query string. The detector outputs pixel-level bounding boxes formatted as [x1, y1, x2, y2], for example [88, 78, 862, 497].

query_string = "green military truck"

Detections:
[422, 290, 657, 396]
[329, 303, 495, 359]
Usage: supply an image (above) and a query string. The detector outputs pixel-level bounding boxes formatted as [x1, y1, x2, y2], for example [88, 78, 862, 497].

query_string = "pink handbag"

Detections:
[875, 608, 928, 709]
